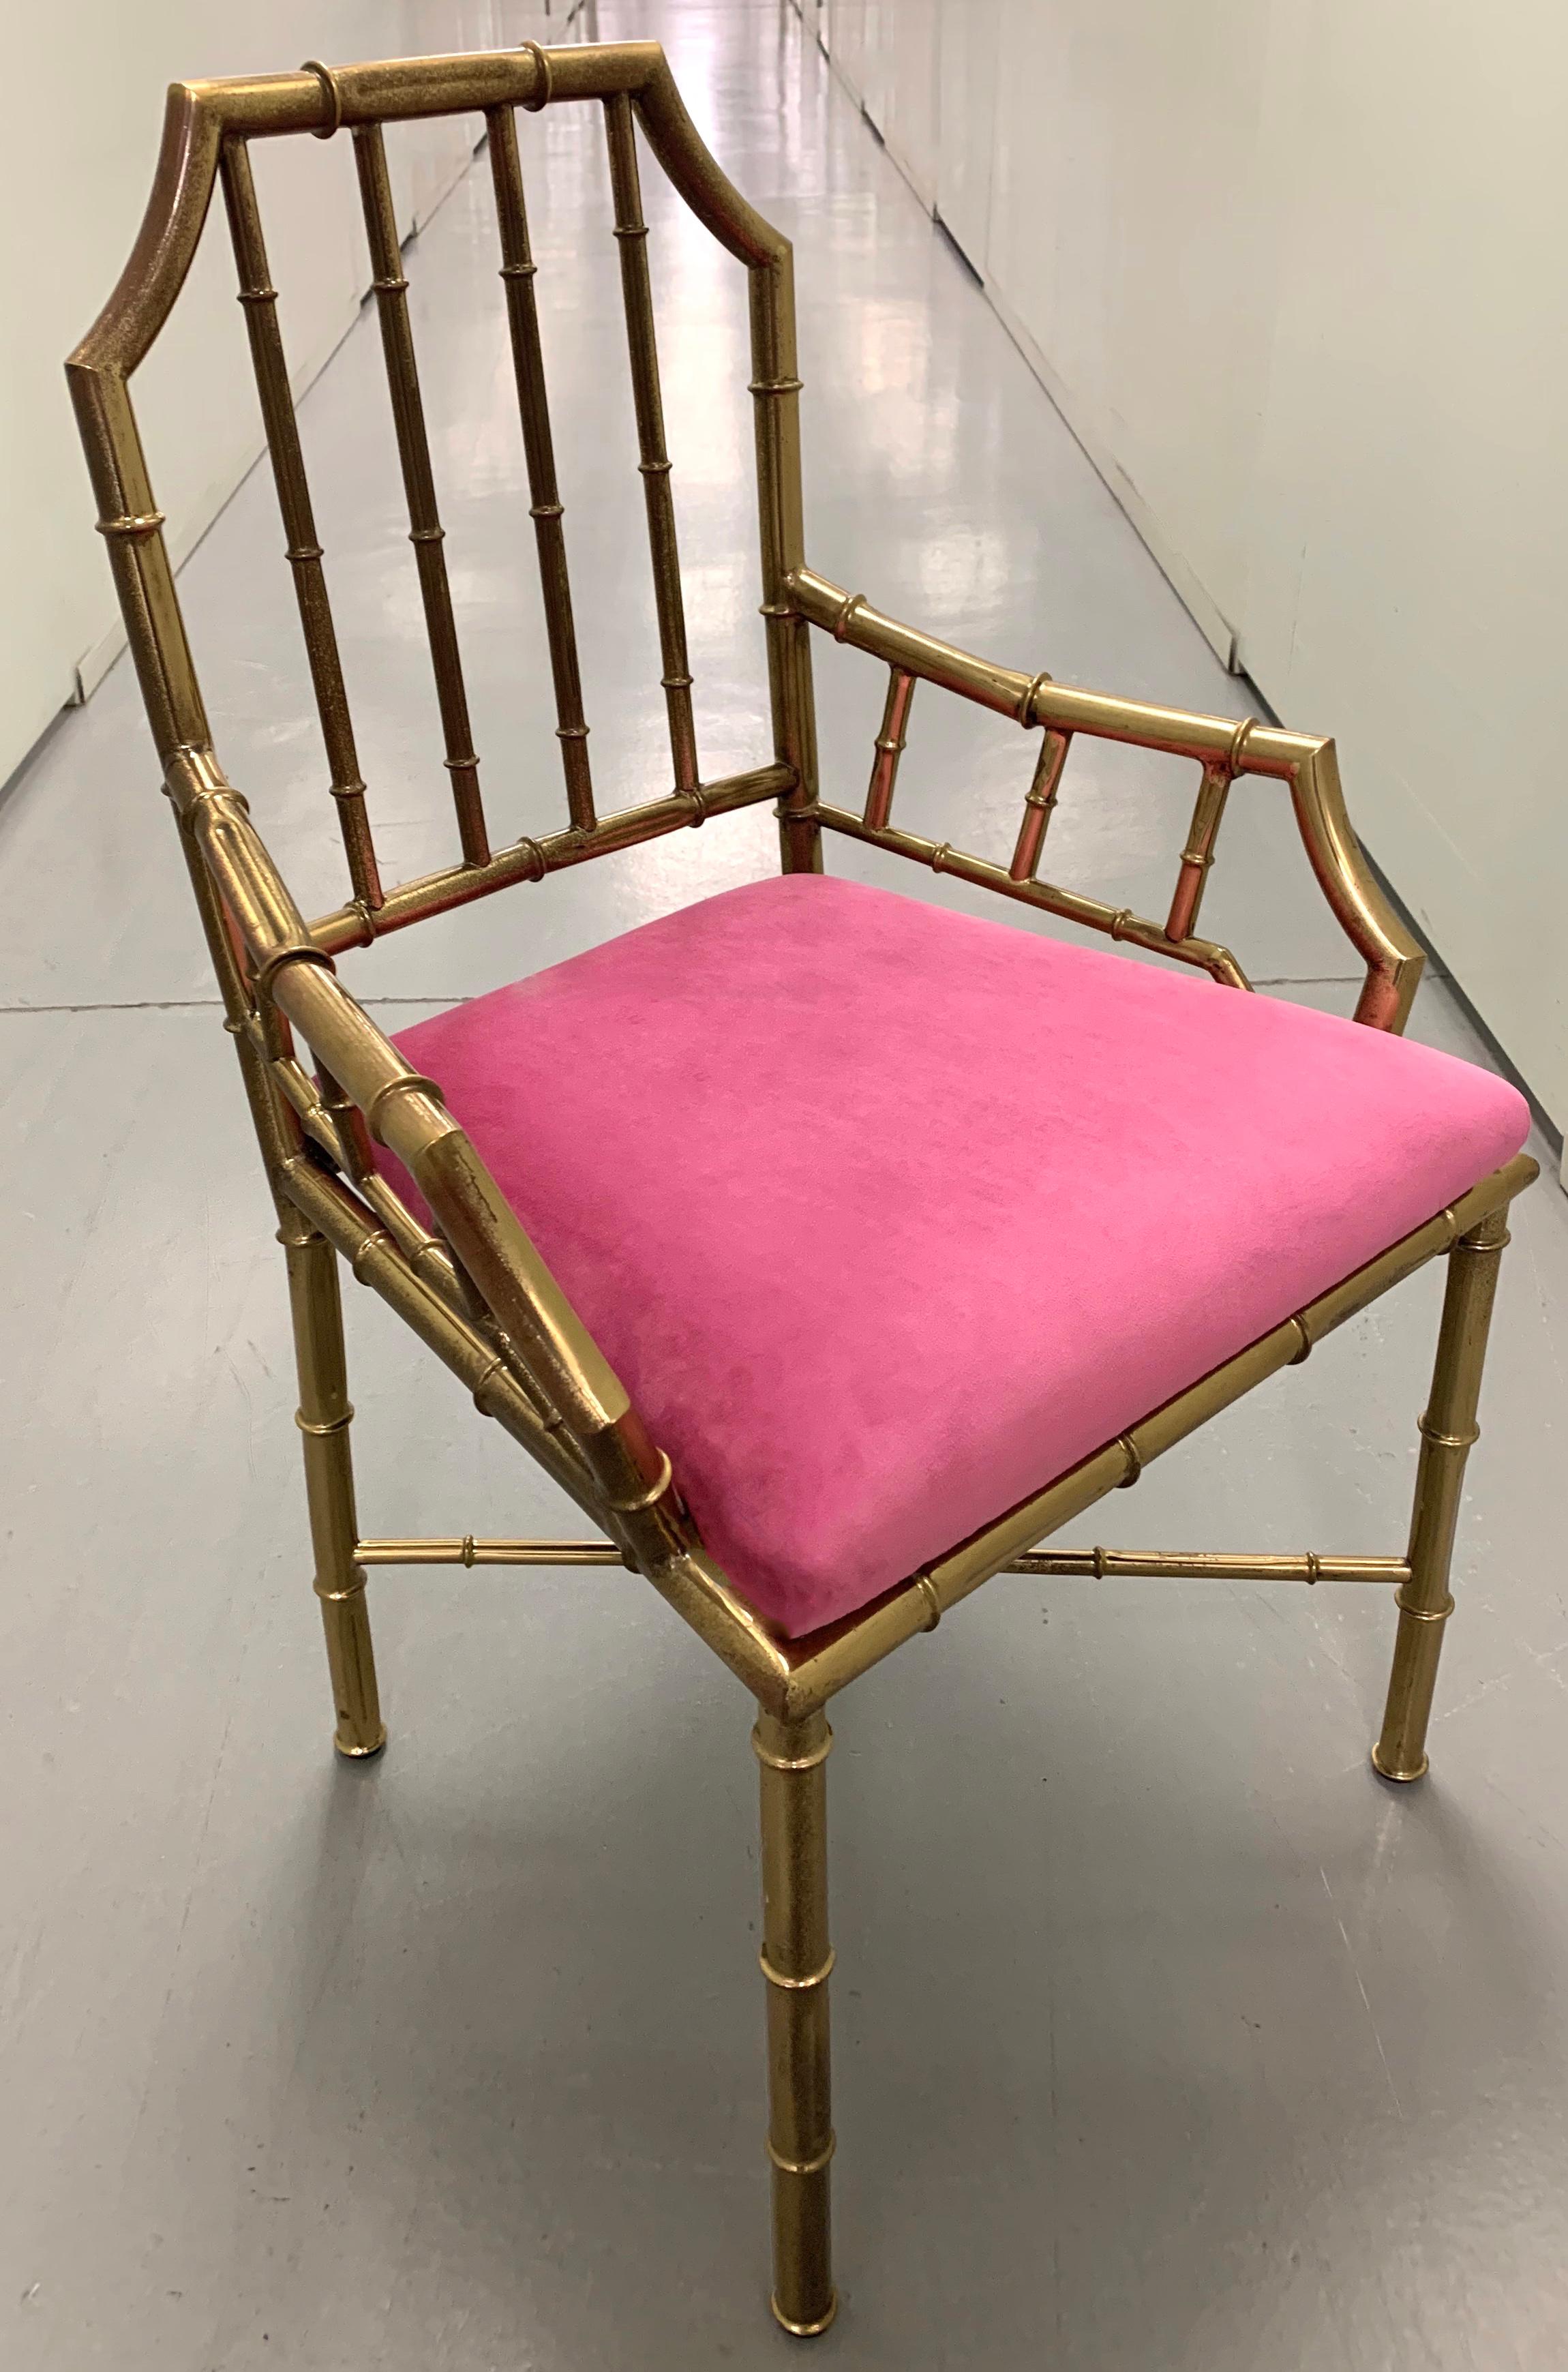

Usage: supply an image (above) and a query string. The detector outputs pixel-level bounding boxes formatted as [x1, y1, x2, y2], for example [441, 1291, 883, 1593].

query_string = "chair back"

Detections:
[68, 41, 815, 950]
[65, 39, 1423, 1599]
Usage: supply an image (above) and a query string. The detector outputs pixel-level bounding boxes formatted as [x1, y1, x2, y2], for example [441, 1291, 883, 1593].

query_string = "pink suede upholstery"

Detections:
[379, 875, 1528, 1638]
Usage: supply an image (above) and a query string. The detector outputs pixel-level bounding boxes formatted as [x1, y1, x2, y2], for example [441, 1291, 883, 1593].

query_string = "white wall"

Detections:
[1238, 3, 1568, 1146]
[818, 0, 1568, 1140]
[0, 0, 563, 787]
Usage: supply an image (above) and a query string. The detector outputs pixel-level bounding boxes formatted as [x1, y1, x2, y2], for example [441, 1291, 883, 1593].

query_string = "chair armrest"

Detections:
[164, 745, 689, 1562]
[785, 565, 1423, 1032]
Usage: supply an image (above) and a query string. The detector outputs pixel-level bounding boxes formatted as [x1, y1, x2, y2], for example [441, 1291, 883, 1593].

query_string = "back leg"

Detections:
[282, 1214, 385, 1758]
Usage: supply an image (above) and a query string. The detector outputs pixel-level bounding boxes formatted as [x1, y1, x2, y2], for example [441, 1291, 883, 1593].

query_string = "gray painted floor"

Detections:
[3, 3, 1566, 2366]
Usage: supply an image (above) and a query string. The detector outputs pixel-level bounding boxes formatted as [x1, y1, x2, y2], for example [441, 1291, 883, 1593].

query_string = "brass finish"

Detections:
[279, 1156, 607, 1517]
[1007, 1550, 1411, 1584]
[220, 142, 382, 908]
[1166, 721, 1252, 942]
[354, 121, 489, 867]
[67, 38, 1537, 2337]
[1373, 1209, 1511, 1782]
[357, 1537, 626, 1567]
[307, 765, 789, 954]
[282, 1215, 385, 1756]
[755, 1711, 836, 2337]
[864, 667, 916, 829]
[352, 1535, 1415, 1597]
[783, 565, 1423, 1030]
[1009, 726, 1072, 882]
[811, 794, 1254, 990]
[487, 104, 595, 832]
[605, 91, 699, 800]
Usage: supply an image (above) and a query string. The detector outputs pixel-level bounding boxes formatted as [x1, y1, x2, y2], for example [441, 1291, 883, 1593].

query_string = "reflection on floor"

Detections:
[2, 3, 1565, 2367]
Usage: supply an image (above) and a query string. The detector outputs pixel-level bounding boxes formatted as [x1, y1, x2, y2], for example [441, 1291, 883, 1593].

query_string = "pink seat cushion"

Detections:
[379, 875, 1528, 1638]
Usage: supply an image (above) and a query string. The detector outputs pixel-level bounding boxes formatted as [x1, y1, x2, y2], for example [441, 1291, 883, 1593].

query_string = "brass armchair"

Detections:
[70, 40, 1535, 2340]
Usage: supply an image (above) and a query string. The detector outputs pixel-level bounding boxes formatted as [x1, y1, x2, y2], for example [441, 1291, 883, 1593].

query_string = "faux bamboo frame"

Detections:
[70, 40, 1537, 2340]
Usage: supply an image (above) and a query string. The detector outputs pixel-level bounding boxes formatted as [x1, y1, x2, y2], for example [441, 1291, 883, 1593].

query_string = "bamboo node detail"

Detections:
[759, 1948, 835, 1992]
[299, 59, 343, 137]
[519, 40, 552, 110]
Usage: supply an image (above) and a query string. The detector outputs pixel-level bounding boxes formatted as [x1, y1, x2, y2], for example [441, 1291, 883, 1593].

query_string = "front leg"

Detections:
[754, 1707, 837, 2335]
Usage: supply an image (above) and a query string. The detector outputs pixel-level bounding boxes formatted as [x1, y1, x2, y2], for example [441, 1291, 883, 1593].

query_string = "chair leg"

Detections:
[754, 1708, 837, 2337]
[282, 1217, 385, 1760]
[1373, 1206, 1511, 1782]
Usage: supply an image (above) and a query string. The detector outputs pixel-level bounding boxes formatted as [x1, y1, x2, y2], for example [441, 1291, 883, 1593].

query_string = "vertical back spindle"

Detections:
[603, 92, 699, 798]
[487, 106, 595, 834]
[220, 143, 382, 910]
[352, 123, 489, 867]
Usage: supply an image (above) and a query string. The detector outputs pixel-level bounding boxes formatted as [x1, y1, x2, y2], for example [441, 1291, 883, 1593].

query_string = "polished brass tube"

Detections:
[179, 767, 697, 1578]
[488, 104, 595, 832]
[633, 55, 787, 265]
[1165, 757, 1232, 943]
[307, 766, 790, 954]
[357, 1541, 1410, 1593]
[747, 264, 819, 875]
[170, 802, 301, 1196]
[65, 51, 769, 397]
[279, 1156, 605, 1518]
[353, 123, 488, 867]
[605, 92, 699, 800]
[1374, 1208, 1511, 1782]
[1290, 742, 1422, 1032]
[71, 367, 211, 759]
[783, 565, 1423, 1030]
[1008, 727, 1071, 882]
[281, 1216, 385, 1758]
[311, 1060, 479, 1329]
[220, 140, 382, 909]
[811, 800, 1250, 989]
[712, 156, 814, 875]
[755, 1711, 836, 2338]
[786, 563, 1314, 767]
[184, 44, 665, 144]
[786, 564, 1040, 722]
[864, 667, 916, 830]
[291, 1092, 693, 1582]
[1006, 1550, 1411, 1583]
[357, 1537, 624, 1567]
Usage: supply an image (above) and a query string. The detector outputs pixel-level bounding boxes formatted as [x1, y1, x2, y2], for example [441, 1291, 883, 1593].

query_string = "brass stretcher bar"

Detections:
[358, 1538, 1413, 1585]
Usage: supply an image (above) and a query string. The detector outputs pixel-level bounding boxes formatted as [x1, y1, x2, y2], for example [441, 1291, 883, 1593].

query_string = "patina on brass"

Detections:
[68, 38, 1537, 2337]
